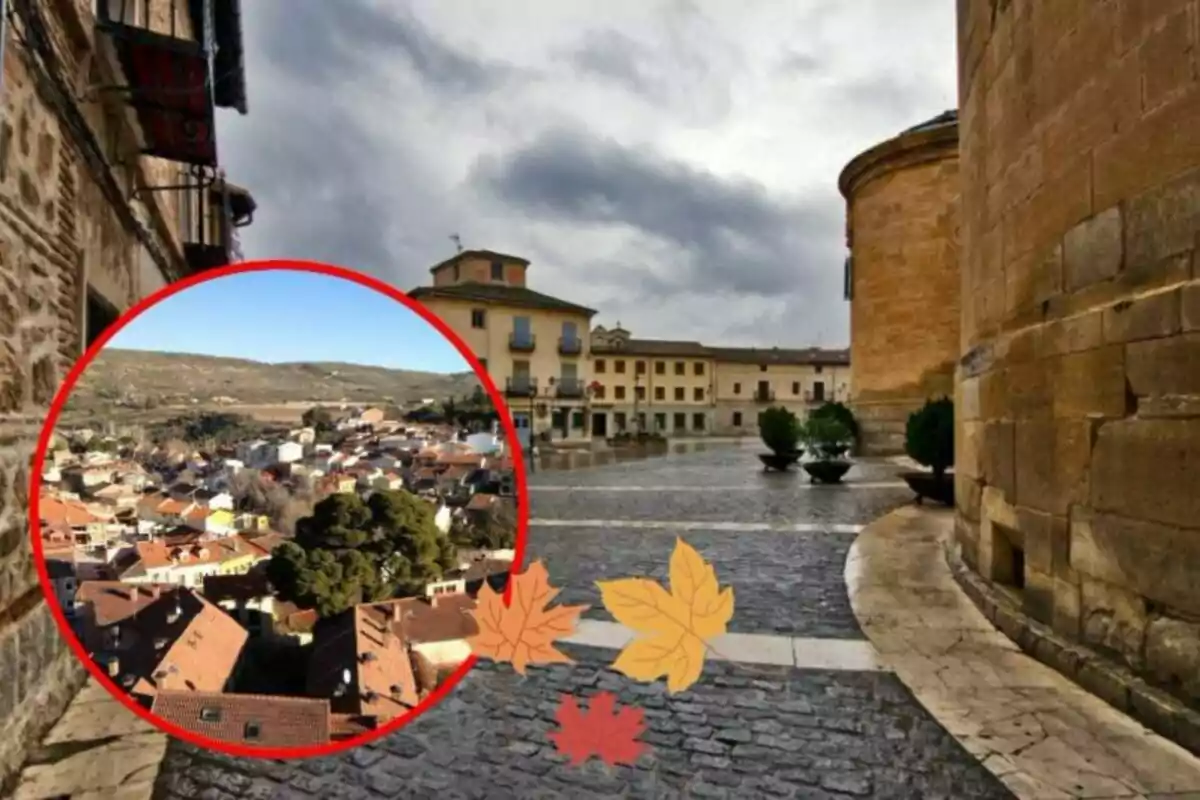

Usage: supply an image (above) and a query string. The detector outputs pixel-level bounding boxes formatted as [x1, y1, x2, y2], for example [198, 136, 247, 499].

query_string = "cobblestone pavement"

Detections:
[524, 525, 864, 638]
[156, 645, 1012, 800]
[138, 447, 1017, 799]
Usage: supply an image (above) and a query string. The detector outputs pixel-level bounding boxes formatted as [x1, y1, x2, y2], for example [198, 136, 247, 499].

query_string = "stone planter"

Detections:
[802, 460, 852, 484]
[901, 470, 955, 506]
[758, 453, 800, 472]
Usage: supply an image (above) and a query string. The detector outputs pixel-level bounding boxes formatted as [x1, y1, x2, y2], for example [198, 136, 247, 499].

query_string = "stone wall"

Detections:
[956, 0, 1200, 713]
[0, 3, 189, 789]
[839, 119, 961, 456]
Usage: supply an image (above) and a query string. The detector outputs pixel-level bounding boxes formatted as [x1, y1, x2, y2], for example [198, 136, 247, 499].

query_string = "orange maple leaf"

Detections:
[467, 560, 589, 674]
[547, 692, 649, 767]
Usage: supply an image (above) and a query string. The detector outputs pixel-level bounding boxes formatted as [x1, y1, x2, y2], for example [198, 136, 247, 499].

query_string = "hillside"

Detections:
[68, 349, 483, 410]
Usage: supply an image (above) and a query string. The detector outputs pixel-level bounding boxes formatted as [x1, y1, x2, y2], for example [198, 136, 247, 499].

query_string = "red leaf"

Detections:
[547, 691, 650, 767]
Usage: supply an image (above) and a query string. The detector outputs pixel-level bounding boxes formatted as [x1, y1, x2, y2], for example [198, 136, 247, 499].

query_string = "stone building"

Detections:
[0, 0, 253, 788]
[838, 111, 961, 455]
[956, 0, 1200, 721]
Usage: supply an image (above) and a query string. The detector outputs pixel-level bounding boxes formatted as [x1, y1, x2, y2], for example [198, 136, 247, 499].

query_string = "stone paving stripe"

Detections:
[562, 620, 890, 672]
[849, 505, 1200, 800]
[530, 481, 910, 492]
[530, 518, 865, 534]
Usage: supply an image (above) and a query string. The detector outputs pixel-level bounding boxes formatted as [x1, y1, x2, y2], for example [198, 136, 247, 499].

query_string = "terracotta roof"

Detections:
[75, 582, 181, 626]
[465, 493, 498, 512]
[238, 532, 287, 557]
[185, 505, 210, 522]
[124, 591, 248, 698]
[151, 691, 331, 747]
[307, 603, 420, 722]
[375, 594, 478, 645]
[135, 540, 228, 570]
[427, 249, 531, 273]
[409, 282, 597, 316]
[273, 601, 319, 634]
[708, 346, 850, 366]
[157, 499, 191, 515]
[39, 496, 96, 527]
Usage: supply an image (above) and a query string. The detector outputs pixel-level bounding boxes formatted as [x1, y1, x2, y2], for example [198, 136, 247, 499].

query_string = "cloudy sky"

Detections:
[218, 0, 957, 348]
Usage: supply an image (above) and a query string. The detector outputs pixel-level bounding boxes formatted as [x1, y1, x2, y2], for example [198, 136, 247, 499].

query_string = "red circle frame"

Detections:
[28, 259, 530, 760]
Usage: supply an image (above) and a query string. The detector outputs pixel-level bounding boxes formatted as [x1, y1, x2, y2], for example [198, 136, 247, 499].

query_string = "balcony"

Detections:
[180, 178, 256, 273]
[556, 378, 585, 399]
[558, 337, 583, 356]
[508, 333, 536, 353]
[95, 0, 249, 167]
[754, 389, 776, 403]
[505, 377, 537, 397]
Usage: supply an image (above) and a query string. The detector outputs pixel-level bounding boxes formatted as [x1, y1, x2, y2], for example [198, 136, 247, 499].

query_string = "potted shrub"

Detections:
[809, 401, 861, 455]
[901, 396, 955, 506]
[799, 416, 853, 484]
[757, 406, 801, 471]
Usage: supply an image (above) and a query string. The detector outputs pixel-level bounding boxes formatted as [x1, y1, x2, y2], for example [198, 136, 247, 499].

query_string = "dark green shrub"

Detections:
[810, 402, 860, 450]
[758, 406, 800, 456]
[800, 417, 852, 460]
[905, 397, 955, 479]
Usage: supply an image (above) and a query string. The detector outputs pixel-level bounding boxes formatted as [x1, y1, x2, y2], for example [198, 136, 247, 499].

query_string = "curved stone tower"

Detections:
[957, 0, 1200, 709]
[838, 111, 961, 455]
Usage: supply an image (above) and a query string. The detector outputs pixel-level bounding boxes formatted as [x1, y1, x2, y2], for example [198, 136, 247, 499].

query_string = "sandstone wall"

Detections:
[840, 122, 961, 455]
[0, 4, 189, 788]
[957, 0, 1200, 711]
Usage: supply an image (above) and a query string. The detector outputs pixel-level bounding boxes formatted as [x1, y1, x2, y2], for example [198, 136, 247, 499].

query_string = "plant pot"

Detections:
[802, 460, 852, 484]
[901, 470, 955, 507]
[758, 453, 799, 472]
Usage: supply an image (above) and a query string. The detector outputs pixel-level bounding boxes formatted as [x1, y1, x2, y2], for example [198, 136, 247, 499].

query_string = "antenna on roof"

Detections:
[449, 233, 463, 254]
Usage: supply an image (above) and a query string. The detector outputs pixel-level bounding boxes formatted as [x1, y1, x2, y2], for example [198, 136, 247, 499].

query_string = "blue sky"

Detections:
[108, 268, 470, 373]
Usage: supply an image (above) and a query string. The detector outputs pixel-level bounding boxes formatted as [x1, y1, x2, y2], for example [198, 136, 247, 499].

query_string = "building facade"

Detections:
[0, 0, 253, 787]
[838, 111, 961, 455]
[410, 250, 597, 445]
[411, 252, 851, 443]
[957, 0, 1200, 718]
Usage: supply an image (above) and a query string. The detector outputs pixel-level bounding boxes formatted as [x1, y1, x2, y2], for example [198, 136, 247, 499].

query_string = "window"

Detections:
[479, 357, 488, 371]
[614, 412, 627, 430]
[733, 382, 741, 395]
[103, 0, 142, 25]
[615, 386, 626, 400]
[471, 309, 486, 328]
[595, 359, 606, 374]
[453, 264, 460, 281]
[674, 361, 685, 375]
[844, 255, 854, 301]
[637, 412, 647, 430]
[792, 381, 800, 395]
[693, 413, 706, 430]
[654, 387, 665, 401]
[732, 411, 743, 427]
[490, 260, 504, 280]
[694, 362, 705, 376]
[674, 387, 684, 401]
[636, 386, 646, 400]
[813, 381, 826, 402]
[815, 365, 824, 374]
[693, 387, 704, 401]
[571, 411, 584, 429]
[655, 361, 666, 375]
[654, 413, 667, 431]
[759, 364, 768, 372]
[593, 384, 605, 399]
[615, 360, 626, 374]
[673, 412, 686, 430]
[244, 722, 262, 740]
[200, 706, 222, 723]
[636, 360, 646, 375]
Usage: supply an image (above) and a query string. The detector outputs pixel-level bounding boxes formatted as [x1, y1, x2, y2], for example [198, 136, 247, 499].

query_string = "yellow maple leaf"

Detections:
[596, 537, 735, 693]
[467, 560, 589, 675]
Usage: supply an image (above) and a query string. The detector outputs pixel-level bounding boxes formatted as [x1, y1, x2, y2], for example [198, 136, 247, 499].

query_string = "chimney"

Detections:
[391, 604, 402, 623]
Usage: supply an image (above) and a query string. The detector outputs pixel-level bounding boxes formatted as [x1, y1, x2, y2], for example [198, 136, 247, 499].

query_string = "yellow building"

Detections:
[710, 348, 852, 436]
[590, 326, 716, 437]
[410, 250, 597, 444]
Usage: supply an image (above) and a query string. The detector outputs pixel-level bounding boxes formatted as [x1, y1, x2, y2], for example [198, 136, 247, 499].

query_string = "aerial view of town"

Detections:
[34, 271, 518, 747]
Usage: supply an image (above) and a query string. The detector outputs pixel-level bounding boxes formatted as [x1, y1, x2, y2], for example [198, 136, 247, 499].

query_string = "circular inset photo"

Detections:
[30, 261, 527, 758]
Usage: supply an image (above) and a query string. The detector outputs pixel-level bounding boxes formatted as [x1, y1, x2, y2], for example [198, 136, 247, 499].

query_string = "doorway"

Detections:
[591, 411, 608, 438]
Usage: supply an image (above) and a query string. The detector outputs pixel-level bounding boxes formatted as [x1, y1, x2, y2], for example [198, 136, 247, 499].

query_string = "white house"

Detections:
[433, 504, 452, 534]
[274, 441, 303, 464]
[464, 432, 501, 455]
[222, 459, 244, 476]
[205, 491, 234, 511]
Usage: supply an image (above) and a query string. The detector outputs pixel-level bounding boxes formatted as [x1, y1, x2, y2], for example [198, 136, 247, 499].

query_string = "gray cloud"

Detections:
[470, 127, 842, 299]
[219, 0, 956, 349]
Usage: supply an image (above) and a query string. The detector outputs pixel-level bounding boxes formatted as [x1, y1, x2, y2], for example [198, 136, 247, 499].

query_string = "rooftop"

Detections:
[151, 691, 332, 747]
[409, 282, 597, 317]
